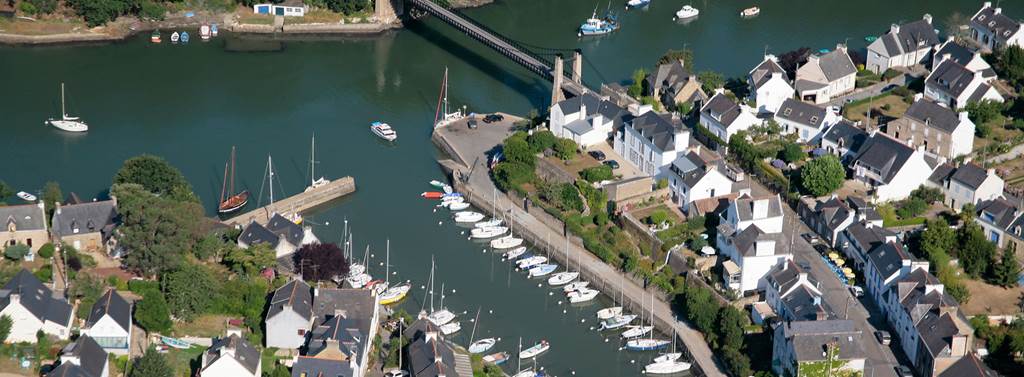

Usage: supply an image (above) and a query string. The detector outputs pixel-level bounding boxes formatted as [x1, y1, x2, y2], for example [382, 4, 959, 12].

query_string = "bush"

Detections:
[891, 86, 913, 97]
[526, 131, 557, 153]
[882, 69, 902, 80]
[800, 155, 845, 196]
[656, 178, 668, 189]
[558, 184, 583, 212]
[554, 139, 577, 160]
[37, 243, 55, 259]
[593, 211, 608, 226]
[779, 143, 804, 163]
[34, 265, 52, 282]
[910, 186, 943, 204]
[139, 1, 165, 21]
[492, 162, 534, 192]
[24, 0, 56, 14]
[648, 210, 669, 225]
[3, 244, 29, 261]
[896, 197, 928, 218]
[580, 165, 613, 182]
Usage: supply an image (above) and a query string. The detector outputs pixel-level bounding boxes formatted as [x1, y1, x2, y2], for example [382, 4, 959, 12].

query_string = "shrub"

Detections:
[800, 155, 845, 196]
[896, 197, 928, 218]
[656, 178, 668, 190]
[891, 86, 912, 97]
[34, 265, 52, 282]
[37, 243, 55, 259]
[139, 1, 165, 21]
[648, 210, 669, 225]
[554, 139, 577, 160]
[558, 184, 583, 212]
[493, 162, 534, 192]
[593, 211, 608, 226]
[580, 165, 613, 182]
[526, 131, 557, 153]
[3, 244, 29, 261]
[910, 186, 943, 204]
[882, 69, 902, 80]
[779, 143, 804, 163]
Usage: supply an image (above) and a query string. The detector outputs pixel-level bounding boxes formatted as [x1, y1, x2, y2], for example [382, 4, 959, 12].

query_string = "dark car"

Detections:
[895, 365, 913, 377]
[483, 114, 504, 123]
[881, 84, 898, 92]
[603, 160, 620, 169]
[813, 244, 829, 255]
[589, 150, 606, 161]
[468, 118, 478, 129]
[875, 330, 891, 345]
[801, 232, 821, 244]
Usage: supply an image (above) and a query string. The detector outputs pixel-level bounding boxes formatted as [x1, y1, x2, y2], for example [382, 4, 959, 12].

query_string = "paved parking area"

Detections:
[586, 141, 646, 180]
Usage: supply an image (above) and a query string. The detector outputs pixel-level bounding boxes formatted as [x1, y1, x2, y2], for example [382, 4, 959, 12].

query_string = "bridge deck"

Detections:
[222, 176, 356, 226]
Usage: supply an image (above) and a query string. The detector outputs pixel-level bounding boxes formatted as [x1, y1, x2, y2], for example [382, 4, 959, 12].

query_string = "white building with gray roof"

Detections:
[866, 14, 940, 74]
[237, 214, 319, 259]
[46, 335, 109, 377]
[773, 98, 841, 143]
[699, 91, 761, 142]
[970, 2, 1024, 52]
[850, 132, 936, 202]
[716, 194, 790, 293]
[795, 45, 857, 104]
[666, 149, 735, 213]
[613, 110, 689, 178]
[924, 57, 1003, 110]
[930, 162, 1004, 212]
[763, 260, 827, 322]
[549, 92, 629, 148]
[265, 279, 314, 349]
[288, 288, 378, 377]
[199, 329, 262, 377]
[820, 120, 868, 162]
[747, 54, 794, 114]
[81, 289, 132, 355]
[772, 320, 866, 377]
[974, 197, 1021, 248]
[0, 269, 73, 342]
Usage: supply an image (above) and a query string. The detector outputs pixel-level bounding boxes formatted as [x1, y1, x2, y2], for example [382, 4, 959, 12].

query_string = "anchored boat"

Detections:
[674, 5, 699, 20]
[519, 340, 550, 359]
[578, 9, 620, 37]
[371, 121, 398, 141]
[45, 83, 88, 132]
[218, 147, 249, 214]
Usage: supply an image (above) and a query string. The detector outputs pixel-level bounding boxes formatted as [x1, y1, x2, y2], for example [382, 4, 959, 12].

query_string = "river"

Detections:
[0, 0, 979, 376]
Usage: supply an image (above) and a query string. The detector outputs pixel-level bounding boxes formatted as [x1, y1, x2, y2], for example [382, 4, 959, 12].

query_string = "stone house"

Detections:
[51, 199, 118, 253]
[645, 59, 707, 110]
[0, 202, 48, 255]
[885, 96, 975, 159]
[820, 120, 868, 162]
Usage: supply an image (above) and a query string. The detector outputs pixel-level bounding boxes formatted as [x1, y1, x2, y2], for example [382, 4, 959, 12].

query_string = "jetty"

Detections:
[221, 176, 356, 226]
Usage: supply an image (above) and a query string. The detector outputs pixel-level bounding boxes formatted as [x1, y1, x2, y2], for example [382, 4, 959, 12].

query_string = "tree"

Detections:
[716, 305, 747, 352]
[721, 347, 752, 377]
[780, 143, 804, 163]
[554, 138, 577, 160]
[37, 243, 55, 259]
[684, 286, 718, 345]
[964, 100, 1003, 129]
[990, 247, 1021, 287]
[0, 315, 11, 343]
[957, 222, 996, 279]
[0, 180, 12, 203]
[113, 154, 194, 200]
[777, 47, 811, 79]
[580, 165, 614, 182]
[944, 13, 972, 43]
[135, 288, 172, 333]
[629, 68, 647, 98]
[162, 264, 217, 321]
[920, 219, 957, 260]
[502, 136, 535, 167]
[223, 243, 276, 276]
[293, 243, 350, 282]
[130, 347, 173, 377]
[657, 48, 693, 69]
[112, 183, 203, 277]
[42, 181, 62, 220]
[526, 130, 557, 153]
[3, 244, 29, 261]
[69, 273, 106, 320]
[994, 45, 1024, 88]
[558, 183, 583, 212]
[800, 155, 845, 196]
[697, 71, 724, 94]
[648, 210, 669, 225]
[492, 162, 534, 192]
[23, 0, 57, 14]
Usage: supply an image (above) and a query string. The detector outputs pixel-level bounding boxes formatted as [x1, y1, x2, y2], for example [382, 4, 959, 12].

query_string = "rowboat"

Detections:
[379, 283, 411, 305]
[503, 246, 527, 259]
[596, 306, 623, 320]
[468, 338, 497, 354]
[621, 325, 653, 339]
[421, 191, 444, 199]
[563, 281, 589, 293]
[567, 287, 599, 303]
[440, 321, 461, 335]
[491, 235, 524, 249]
[598, 314, 637, 330]
[160, 335, 192, 349]
[516, 256, 548, 269]
[482, 352, 509, 365]
[527, 264, 558, 277]
[547, 271, 579, 286]
[448, 201, 471, 211]
[428, 309, 456, 326]
[644, 360, 691, 374]
[16, 192, 36, 201]
[624, 338, 670, 351]
[653, 353, 682, 363]
[429, 180, 446, 188]
[475, 218, 503, 228]
[519, 340, 549, 359]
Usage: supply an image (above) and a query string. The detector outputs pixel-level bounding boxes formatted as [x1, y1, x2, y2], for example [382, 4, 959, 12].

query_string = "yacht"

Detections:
[567, 287, 599, 303]
[674, 5, 699, 20]
[644, 360, 692, 374]
[46, 83, 88, 132]
[454, 211, 485, 223]
[371, 121, 398, 141]
[448, 201, 470, 211]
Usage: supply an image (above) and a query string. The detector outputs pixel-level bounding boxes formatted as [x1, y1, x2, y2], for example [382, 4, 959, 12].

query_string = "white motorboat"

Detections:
[468, 338, 497, 354]
[45, 83, 88, 132]
[503, 246, 527, 259]
[563, 281, 590, 293]
[599, 314, 638, 330]
[16, 192, 36, 201]
[200, 24, 211, 40]
[490, 235, 524, 249]
[596, 306, 623, 320]
[519, 340, 549, 359]
[527, 264, 558, 277]
[621, 325, 653, 339]
[346, 273, 372, 289]
[440, 321, 461, 335]
[644, 360, 692, 374]
[568, 287, 599, 303]
[674, 5, 699, 20]
[305, 135, 331, 192]
[349, 263, 366, 276]
[448, 201, 470, 211]
[516, 256, 548, 269]
[170, 31, 180, 43]
[547, 271, 579, 286]
[371, 121, 398, 141]
[626, 0, 650, 8]
[475, 218, 503, 228]
[428, 309, 456, 326]
[653, 353, 682, 363]
[454, 211, 485, 223]
[471, 226, 508, 239]
[740, 6, 760, 17]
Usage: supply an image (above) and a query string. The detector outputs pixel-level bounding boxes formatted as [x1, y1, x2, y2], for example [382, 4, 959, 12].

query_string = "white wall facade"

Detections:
[618, 125, 689, 178]
[755, 75, 794, 114]
[83, 314, 131, 355]
[265, 310, 310, 349]
[200, 354, 260, 377]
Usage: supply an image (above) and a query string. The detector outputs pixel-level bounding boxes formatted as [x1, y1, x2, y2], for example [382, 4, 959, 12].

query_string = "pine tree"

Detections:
[991, 247, 1022, 288]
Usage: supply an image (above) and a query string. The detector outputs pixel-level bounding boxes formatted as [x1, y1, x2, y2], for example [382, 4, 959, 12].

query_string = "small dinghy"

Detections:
[16, 192, 36, 201]
[547, 271, 579, 286]
[740, 6, 760, 17]
[200, 24, 211, 41]
[150, 30, 162, 43]
[519, 340, 550, 359]
[516, 256, 548, 269]
[211, 23, 219, 36]
[483, 351, 509, 365]
[503, 246, 527, 259]
[596, 306, 623, 320]
[448, 201, 470, 211]
[180, 31, 189, 43]
[674, 5, 699, 20]
[170, 31, 180, 43]
[527, 264, 558, 277]
[621, 325, 653, 339]
[490, 235, 524, 249]
[421, 191, 444, 199]
[563, 281, 589, 293]
[626, 0, 649, 8]
[568, 287, 599, 303]
[468, 338, 497, 354]
[429, 180, 446, 188]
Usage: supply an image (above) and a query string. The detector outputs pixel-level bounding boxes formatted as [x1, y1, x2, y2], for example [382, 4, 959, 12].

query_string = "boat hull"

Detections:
[379, 284, 411, 305]
[468, 338, 497, 354]
[624, 339, 670, 351]
[218, 191, 250, 213]
[47, 119, 88, 132]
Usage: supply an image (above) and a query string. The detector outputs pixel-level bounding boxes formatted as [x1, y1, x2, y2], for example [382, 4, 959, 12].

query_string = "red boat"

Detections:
[421, 191, 444, 199]
[218, 146, 250, 214]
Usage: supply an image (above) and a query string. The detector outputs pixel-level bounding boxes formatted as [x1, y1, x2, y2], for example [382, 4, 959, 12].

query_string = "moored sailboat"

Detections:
[45, 83, 89, 132]
[218, 146, 249, 214]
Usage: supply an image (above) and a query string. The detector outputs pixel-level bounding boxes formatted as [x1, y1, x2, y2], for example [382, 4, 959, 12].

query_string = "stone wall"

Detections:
[535, 157, 577, 185]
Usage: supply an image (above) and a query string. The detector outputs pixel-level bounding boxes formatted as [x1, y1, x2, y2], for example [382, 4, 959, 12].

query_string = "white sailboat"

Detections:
[599, 314, 638, 330]
[425, 260, 456, 326]
[433, 67, 465, 129]
[621, 324, 653, 339]
[567, 287, 599, 303]
[563, 281, 589, 293]
[471, 226, 508, 239]
[644, 329, 690, 373]
[439, 321, 461, 335]
[448, 201, 471, 211]
[519, 340, 550, 359]
[491, 235, 523, 249]
[305, 134, 330, 192]
[379, 240, 411, 305]
[503, 246, 527, 260]
[625, 294, 670, 351]
[475, 218, 503, 228]
[45, 83, 88, 132]
[527, 263, 558, 277]
[597, 276, 625, 320]
[548, 237, 579, 286]
[516, 256, 547, 269]
[467, 307, 497, 354]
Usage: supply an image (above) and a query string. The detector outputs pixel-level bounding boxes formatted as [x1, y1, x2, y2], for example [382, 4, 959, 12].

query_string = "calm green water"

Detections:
[0, 1, 978, 375]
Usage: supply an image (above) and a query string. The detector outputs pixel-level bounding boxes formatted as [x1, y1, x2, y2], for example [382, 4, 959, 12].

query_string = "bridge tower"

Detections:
[551, 54, 565, 105]
[375, 0, 403, 24]
[572, 49, 583, 84]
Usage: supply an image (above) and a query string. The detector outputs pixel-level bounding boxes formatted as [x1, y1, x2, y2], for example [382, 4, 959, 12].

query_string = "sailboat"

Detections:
[624, 294, 670, 351]
[467, 307, 497, 354]
[597, 275, 625, 320]
[384, 320, 410, 377]
[562, 281, 589, 293]
[379, 240, 411, 305]
[644, 329, 691, 374]
[45, 83, 88, 132]
[346, 245, 373, 289]
[548, 238, 579, 286]
[503, 246, 527, 260]
[305, 134, 330, 192]
[433, 67, 465, 129]
[519, 339, 550, 359]
[259, 155, 302, 223]
[598, 314, 638, 330]
[218, 147, 249, 214]
[426, 258, 456, 326]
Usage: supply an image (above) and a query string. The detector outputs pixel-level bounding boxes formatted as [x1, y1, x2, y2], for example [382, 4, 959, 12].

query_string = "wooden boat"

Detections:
[740, 6, 760, 17]
[16, 192, 36, 202]
[150, 30, 161, 43]
[482, 352, 509, 365]
[421, 191, 444, 199]
[218, 146, 249, 214]
[519, 340, 549, 359]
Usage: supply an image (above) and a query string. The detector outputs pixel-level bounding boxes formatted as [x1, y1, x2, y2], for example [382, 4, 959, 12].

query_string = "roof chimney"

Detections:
[55, 202, 61, 216]
[923, 14, 933, 25]
[987, 168, 996, 176]
[995, 7, 1003, 15]
[890, 23, 901, 35]
[984, 2, 992, 9]
[835, 43, 847, 53]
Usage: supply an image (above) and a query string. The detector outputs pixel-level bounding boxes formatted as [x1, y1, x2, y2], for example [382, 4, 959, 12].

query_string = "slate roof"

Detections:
[48, 336, 108, 377]
[671, 151, 723, 188]
[51, 200, 117, 238]
[795, 79, 828, 92]
[934, 41, 976, 68]
[553, 92, 602, 115]
[903, 98, 962, 134]
[927, 60, 977, 98]
[976, 198, 1019, 230]
[626, 111, 683, 152]
[811, 197, 854, 235]
[307, 315, 367, 362]
[734, 194, 783, 221]
[967, 83, 995, 103]
[867, 242, 910, 280]
[647, 60, 692, 93]
[937, 353, 999, 377]
[814, 49, 857, 82]
[950, 163, 990, 190]
[238, 222, 280, 248]
[845, 223, 896, 253]
[777, 98, 829, 128]
[702, 93, 744, 127]
[291, 356, 355, 377]
[917, 310, 969, 358]
[780, 320, 865, 362]
[845, 196, 883, 222]
[929, 163, 956, 186]
[876, 18, 940, 56]
[0, 269, 72, 326]
[312, 288, 376, 323]
[406, 319, 462, 377]
[85, 289, 131, 333]
[822, 121, 868, 153]
[0, 203, 46, 232]
[972, 5, 1022, 40]
[266, 214, 304, 246]
[852, 133, 916, 184]
[732, 225, 785, 257]
[780, 285, 828, 321]
[267, 279, 313, 321]
[749, 57, 788, 89]
[204, 334, 261, 375]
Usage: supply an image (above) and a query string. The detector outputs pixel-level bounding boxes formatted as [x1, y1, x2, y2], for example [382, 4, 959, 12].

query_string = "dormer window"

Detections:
[979, 15, 987, 21]
[989, 21, 996, 27]
[810, 116, 819, 124]
[783, 108, 792, 116]
[1005, 30, 1012, 37]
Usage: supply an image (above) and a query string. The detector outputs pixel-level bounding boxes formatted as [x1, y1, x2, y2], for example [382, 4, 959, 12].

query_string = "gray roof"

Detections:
[780, 285, 828, 321]
[307, 315, 368, 363]
[267, 279, 313, 321]
[553, 92, 603, 116]
[972, 5, 1021, 40]
[845, 223, 895, 253]
[671, 152, 723, 188]
[877, 18, 939, 57]
[564, 119, 594, 135]
[934, 41, 976, 68]
[647, 60, 692, 93]
[811, 197, 854, 234]
[0, 269, 72, 326]
[51, 200, 117, 239]
[852, 133, 916, 184]
[627, 111, 683, 152]
[976, 198, 1019, 230]
[0, 203, 46, 232]
[204, 334, 261, 375]
[967, 82, 994, 103]
[291, 356, 355, 377]
[795, 79, 828, 92]
[749, 57, 788, 89]
[702, 93, 744, 127]
[903, 98, 962, 134]
[238, 221, 279, 248]
[814, 49, 857, 82]
[927, 60, 976, 98]
[867, 242, 910, 281]
[777, 98, 829, 128]
[86, 289, 131, 333]
[938, 353, 999, 377]
[732, 225, 785, 257]
[929, 163, 956, 186]
[734, 195, 783, 221]
[917, 310, 967, 358]
[48, 336, 108, 377]
[266, 214, 304, 246]
[312, 288, 375, 322]
[950, 163, 989, 190]
[781, 320, 865, 362]
[822, 121, 867, 154]
[407, 320, 462, 377]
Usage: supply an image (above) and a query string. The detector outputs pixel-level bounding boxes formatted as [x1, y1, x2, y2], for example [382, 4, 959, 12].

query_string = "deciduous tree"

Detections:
[130, 347, 173, 377]
[135, 288, 172, 333]
[113, 183, 202, 277]
[113, 154, 195, 201]
[42, 181, 62, 220]
[800, 155, 845, 196]
[223, 243, 276, 276]
[293, 243, 350, 282]
[161, 264, 217, 321]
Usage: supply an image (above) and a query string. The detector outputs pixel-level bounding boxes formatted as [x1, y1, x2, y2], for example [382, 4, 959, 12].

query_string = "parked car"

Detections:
[603, 160, 620, 169]
[849, 285, 865, 297]
[801, 232, 821, 244]
[483, 114, 504, 123]
[589, 150, 606, 161]
[468, 118, 478, 129]
[875, 330, 891, 345]
[895, 365, 913, 377]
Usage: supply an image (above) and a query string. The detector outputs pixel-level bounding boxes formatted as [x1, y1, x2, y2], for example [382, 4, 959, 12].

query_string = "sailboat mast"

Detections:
[433, 67, 449, 127]
[429, 257, 436, 313]
[220, 162, 229, 204]
[60, 83, 66, 118]
[469, 307, 481, 344]
[385, 239, 390, 286]
[268, 155, 275, 204]
[230, 146, 237, 195]
[310, 135, 316, 186]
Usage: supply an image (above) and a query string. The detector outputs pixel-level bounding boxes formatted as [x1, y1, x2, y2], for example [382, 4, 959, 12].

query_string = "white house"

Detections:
[932, 163, 1005, 211]
[837, 222, 897, 270]
[850, 132, 936, 202]
[549, 92, 627, 148]
[46, 335, 109, 377]
[974, 198, 1021, 248]
[0, 269, 73, 343]
[970, 2, 1024, 51]
[199, 329, 262, 377]
[820, 120, 868, 162]
[82, 289, 132, 355]
[795, 45, 857, 104]
[720, 194, 785, 234]
[716, 195, 789, 293]
[291, 288, 380, 377]
[667, 149, 734, 213]
[866, 15, 941, 73]
[864, 242, 919, 310]
[748, 54, 794, 114]
[924, 58, 1003, 110]
[237, 214, 319, 258]
[885, 96, 976, 159]
[253, 0, 306, 17]
[773, 98, 841, 143]
[699, 92, 760, 142]
[772, 320, 866, 377]
[932, 40, 997, 77]
[613, 111, 689, 177]
[763, 260, 827, 322]
[265, 279, 313, 349]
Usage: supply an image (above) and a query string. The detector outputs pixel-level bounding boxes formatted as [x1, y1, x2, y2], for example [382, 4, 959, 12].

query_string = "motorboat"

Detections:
[379, 283, 411, 305]
[447, 201, 469, 211]
[180, 31, 189, 43]
[346, 273, 372, 289]
[596, 306, 623, 320]
[482, 352, 509, 365]
[45, 83, 88, 132]
[16, 192, 36, 201]
[454, 211, 485, 223]
[568, 288, 599, 303]
[349, 263, 366, 276]
[503, 246, 527, 259]
[519, 340, 550, 359]
[563, 281, 589, 293]
[578, 10, 619, 37]
[468, 338, 497, 354]
[491, 235, 524, 249]
[516, 256, 548, 269]
[429, 180, 446, 188]
[171, 31, 180, 43]
[653, 353, 682, 363]
[547, 271, 579, 286]
[371, 121, 398, 141]
[440, 321, 461, 335]
[428, 309, 456, 326]
[211, 23, 219, 36]
[527, 264, 558, 277]
[150, 30, 161, 43]
[475, 218, 503, 228]
[626, 0, 649, 8]
[421, 191, 444, 199]
[440, 196, 464, 206]
[599, 314, 638, 330]
[644, 360, 692, 374]
[740, 6, 760, 17]
[621, 325, 653, 339]
[200, 24, 211, 40]
[674, 5, 699, 20]
[471, 227, 507, 239]
[624, 338, 670, 351]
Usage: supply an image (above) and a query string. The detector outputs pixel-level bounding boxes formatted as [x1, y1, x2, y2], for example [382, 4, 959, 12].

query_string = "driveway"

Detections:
[587, 140, 646, 181]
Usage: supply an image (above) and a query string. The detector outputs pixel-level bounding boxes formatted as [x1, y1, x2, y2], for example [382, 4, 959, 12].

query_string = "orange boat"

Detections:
[219, 146, 250, 214]
[421, 191, 444, 199]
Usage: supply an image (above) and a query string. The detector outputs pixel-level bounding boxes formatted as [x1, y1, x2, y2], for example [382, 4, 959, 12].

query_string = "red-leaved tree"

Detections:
[293, 243, 349, 282]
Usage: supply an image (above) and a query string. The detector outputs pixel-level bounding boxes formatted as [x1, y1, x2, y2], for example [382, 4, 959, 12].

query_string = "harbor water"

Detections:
[0, 1, 977, 375]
